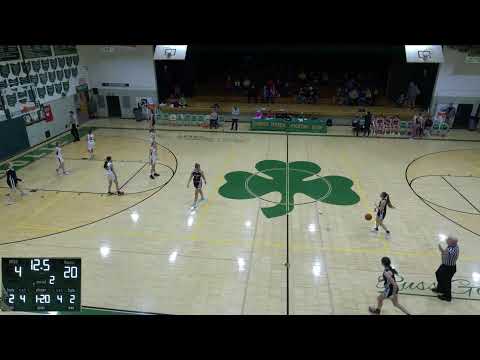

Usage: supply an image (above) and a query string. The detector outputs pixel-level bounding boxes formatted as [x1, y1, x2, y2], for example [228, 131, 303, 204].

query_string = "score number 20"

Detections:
[14, 261, 78, 281]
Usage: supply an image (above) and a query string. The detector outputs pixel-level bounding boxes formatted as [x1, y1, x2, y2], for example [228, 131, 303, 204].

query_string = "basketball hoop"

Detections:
[418, 50, 432, 62]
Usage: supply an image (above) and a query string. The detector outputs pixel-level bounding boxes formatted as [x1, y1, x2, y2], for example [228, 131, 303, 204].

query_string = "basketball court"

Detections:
[2, 118, 480, 315]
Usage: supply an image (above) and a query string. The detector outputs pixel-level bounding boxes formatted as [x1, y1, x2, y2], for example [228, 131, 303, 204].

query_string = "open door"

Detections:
[453, 104, 473, 129]
[106, 96, 122, 118]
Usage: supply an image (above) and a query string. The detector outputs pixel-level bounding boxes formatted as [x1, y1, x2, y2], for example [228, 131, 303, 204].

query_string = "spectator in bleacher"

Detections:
[298, 71, 307, 82]
[364, 88, 373, 106]
[168, 94, 179, 108]
[296, 87, 306, 104]
[396, 92, 406, 107]
[321, 71, 329, 85]
[174, 84, 181, 97]
[407, 81, 420, 109]
[179, 95, 188, 108]
[348, 88, 359, 106]
[247, 84, 258, 103]
[243, 78, 251, 89]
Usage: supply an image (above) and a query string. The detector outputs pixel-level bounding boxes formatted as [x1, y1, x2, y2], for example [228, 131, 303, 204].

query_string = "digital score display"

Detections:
[1, 258, 81, 312]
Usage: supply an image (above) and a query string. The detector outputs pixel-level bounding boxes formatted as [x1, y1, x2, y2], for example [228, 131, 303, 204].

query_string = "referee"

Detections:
[432, 236, 459, 302]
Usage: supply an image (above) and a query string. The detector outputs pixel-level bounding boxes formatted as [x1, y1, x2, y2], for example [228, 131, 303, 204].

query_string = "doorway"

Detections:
[106, 96, 122, 118]
[452, 104, 473, 129]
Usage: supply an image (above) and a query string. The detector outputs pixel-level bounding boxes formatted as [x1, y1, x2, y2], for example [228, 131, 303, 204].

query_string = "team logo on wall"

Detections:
[39, 73, 48, 85]
[6, 93, 17, 107]
[48, 71, 56, 83]
[46, 84, 55, 96]
[71, 67, 78, 77]
[0, 64, 10, 78]
[31, 60, 41, 73]
[19, 76, 30, 85]
[0, 79, 7, 89]
[58, 57, 66, 68]
[64, 68, 71, 79]
[54, 82, 63, 94]
[66, 56, 73, 67]
[8, 78, 19, 87]
[41, 60, 50, 72]
[50, 58, 58, 69]
[9, 63, 21, 76]
[62, 81, 70, 93]
[21, 62, 31, 74]
[37, 86, 46, 98]
[56, 70, 64, 81]
[73, 55, 79, 66]
[28, 89, 36, 102]
[30, 74, 39, 86]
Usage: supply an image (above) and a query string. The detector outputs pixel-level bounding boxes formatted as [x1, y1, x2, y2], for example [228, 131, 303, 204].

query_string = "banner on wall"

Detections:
[434, 103, 457, 125]
[43, 104, 54, 122]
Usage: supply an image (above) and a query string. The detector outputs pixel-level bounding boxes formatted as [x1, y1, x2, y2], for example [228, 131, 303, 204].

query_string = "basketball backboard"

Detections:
[405, 45, 444, 63]
[154, 45, 188, 60]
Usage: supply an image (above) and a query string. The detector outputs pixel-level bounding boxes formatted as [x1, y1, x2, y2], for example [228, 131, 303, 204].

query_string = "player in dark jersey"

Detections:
[373, 191, 394, 235]
[369, 257, 410, 315]
[5, 162, 26, 204]
[187, 163, 207, 207]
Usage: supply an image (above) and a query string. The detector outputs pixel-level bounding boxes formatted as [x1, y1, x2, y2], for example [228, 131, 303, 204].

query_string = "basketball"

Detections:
[365, 213, 372, 221]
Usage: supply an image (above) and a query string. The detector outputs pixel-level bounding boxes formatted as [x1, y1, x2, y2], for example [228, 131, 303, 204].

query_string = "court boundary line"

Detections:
[0, 144, 178, 246]
[90, 124, 480, 142]
[286, 131, 290, 315]
[119, 163, 148, 190]
[378, 291, 480, 302]
[81, 305, 166, 315]
[405, 148, 480, 238]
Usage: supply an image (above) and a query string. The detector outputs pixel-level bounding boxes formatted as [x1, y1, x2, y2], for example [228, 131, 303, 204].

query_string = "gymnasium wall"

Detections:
[0, 46, 84, 158]
[77, 46, 157, 118]
[431, 47, 480, 115]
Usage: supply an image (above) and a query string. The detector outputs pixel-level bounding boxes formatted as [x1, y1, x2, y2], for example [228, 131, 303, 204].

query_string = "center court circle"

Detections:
[244, 167, 332, 206]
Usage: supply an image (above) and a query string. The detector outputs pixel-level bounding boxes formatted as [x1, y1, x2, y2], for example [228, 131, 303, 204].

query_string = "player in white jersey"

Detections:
[55, 142, 69, 175]
[149, 141, 160, 179]
[104, 156, 124, 195]
[87, 129, 95, 160]
[149, 129, 156, 145]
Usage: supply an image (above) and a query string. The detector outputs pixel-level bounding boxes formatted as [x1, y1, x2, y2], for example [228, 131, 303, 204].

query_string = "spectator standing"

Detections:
[348, 88, 359, 106]
[407, 81, 420, 109]
[69, 110, 80, 142]
[363, 112, 372, 136]
[432, 236, 459, 302]
[231, 105, 240, 131]
[424, 114, 433, 136]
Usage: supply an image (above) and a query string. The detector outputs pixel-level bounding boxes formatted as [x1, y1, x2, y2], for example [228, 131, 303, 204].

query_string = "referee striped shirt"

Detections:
[442, 245, 459, 266]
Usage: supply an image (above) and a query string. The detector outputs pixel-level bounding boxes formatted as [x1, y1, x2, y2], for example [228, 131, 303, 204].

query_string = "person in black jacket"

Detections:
[5, 162, 26, 204]
[363, 112, 372, 136]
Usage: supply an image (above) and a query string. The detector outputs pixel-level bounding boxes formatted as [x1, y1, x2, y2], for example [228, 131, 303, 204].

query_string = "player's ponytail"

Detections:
[381, 192, 394, 208]
[381, 256, 398, 275]
[104, 156, 111, 170]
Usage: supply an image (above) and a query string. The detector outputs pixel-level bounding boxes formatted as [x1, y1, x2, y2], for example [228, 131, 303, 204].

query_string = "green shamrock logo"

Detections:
[219, 160, 360, 218]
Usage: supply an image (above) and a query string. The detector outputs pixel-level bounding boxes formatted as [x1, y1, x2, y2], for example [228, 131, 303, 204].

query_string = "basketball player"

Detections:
[149, 129, 156, 145]
[149, 141, 160, 180]
[87, 129, 95, 160]
[187, 163, 207, 207]
[104, 156, 124, 195]
[373, 192, 394, 234]
[55, 142, 69, 175]
[369, 257, 410, 315]
[5, 162, 26, 204]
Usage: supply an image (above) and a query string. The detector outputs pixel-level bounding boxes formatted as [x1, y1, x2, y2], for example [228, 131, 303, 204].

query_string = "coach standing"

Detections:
[432, 236, 459, 302]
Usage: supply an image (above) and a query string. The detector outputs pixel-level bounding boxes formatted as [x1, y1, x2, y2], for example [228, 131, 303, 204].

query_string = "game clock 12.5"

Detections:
[1, 258, 81, 312]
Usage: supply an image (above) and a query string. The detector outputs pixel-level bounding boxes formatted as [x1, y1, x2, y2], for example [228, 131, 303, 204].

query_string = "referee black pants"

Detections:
[435, 264, 456, 300]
